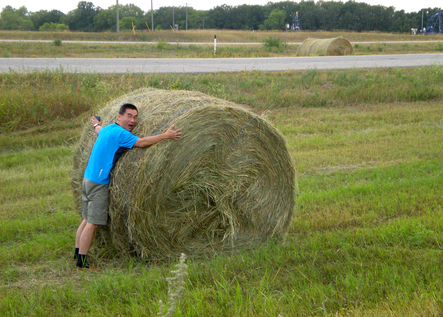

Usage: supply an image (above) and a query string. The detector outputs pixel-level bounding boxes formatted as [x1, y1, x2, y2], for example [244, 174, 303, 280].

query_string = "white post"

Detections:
[214, 35, 216, 56]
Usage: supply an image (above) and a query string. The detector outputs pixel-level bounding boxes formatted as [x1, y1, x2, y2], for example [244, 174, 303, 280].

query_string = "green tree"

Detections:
[94, 4, 146, 31]
[30, 9, 65, 29]
[315, 1, 342, 31]
[187, 9, 206, 29]
[93, 7, 116, 31]
[0, 6, 34, 30]
[206, 5, 233, 29]
[153, 6, 178, 30]
[66, 1, 100, 31]
[119, 17, 138, 30]
[297, 1, 320, 30]
[261, 9, 286, 30]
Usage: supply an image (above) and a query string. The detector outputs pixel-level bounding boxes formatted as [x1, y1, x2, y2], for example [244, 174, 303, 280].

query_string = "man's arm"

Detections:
[91, 116, 102, 135]
[134, 124, 182, 148]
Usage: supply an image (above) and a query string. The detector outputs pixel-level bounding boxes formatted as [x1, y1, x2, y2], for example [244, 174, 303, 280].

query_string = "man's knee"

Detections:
[84, 223, 100, 233]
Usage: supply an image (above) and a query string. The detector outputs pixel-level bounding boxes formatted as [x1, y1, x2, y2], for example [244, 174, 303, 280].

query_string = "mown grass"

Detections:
[2, 29, 439, 43]
[1, 67, 443, 316]
[1, 39, 443, 59]
[1, 66, 442, 131]
[0, 41, 299, 58]
[1, 29, 443, 59]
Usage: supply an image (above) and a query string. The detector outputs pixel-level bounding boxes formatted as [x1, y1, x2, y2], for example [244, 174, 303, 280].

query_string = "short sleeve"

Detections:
[119, 129, 139, 149]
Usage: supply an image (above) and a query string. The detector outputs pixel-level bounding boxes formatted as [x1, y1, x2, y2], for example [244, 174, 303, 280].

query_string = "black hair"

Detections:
[119, 103, 138, 115]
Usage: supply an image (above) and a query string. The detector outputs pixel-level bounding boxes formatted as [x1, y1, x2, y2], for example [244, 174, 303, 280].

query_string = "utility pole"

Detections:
[116, 0, 119, 33]
[183, 3, 190, 31]
[151, 0, 154, 32]
[202, 17, 206, 29]
[173, 7, 175, 28]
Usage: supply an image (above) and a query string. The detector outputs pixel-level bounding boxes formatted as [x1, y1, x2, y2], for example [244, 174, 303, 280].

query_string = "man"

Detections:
[74, 103, 182, 270]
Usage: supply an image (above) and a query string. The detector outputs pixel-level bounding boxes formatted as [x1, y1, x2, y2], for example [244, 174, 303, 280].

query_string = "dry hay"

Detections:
[72, 88, 296, 261]
[296, 36, 353, 56]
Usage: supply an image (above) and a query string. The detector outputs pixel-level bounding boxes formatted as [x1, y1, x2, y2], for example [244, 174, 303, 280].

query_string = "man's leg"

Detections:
[73, 219, 87, 260]
[76, 219, 88, 249]
[76, 178, 108, 269]
[79, 222, 99, 255]
[76, 222, 99, 269]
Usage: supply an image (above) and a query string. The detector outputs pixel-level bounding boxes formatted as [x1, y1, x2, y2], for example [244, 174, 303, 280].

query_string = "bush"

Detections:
[39, 23, 69, 31]
[262, 36, 286, 52]
[157, 40, 167, 50]
[53, 39, 62, 46]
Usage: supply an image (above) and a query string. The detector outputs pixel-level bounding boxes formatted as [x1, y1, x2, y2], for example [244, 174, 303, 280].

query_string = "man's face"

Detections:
[117, 109, 138, 131]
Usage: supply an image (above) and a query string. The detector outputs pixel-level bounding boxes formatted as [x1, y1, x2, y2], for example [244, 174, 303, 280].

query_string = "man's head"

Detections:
[117, 103, 138, 131]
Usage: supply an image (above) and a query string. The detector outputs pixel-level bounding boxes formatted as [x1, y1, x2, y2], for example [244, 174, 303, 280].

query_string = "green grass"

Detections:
[1, 29, 443, 59]
[3, 29, 439, 43]
[1, 40, 443, 59]
[1, 66, 443, 130]
[1, 68, 443, 316]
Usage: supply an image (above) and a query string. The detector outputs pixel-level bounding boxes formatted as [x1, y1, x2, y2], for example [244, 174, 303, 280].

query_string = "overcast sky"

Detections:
[2, 0, 441, 14]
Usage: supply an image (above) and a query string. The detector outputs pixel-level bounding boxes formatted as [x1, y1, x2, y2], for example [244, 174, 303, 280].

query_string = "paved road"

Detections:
[1, 54, 442, 74]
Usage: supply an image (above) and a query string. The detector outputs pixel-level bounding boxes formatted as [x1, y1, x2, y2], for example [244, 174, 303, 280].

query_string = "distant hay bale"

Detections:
[72, 88, 296, 261]
[296, 36, 353, 56]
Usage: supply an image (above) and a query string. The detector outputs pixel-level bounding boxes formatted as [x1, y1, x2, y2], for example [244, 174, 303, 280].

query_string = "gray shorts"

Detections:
[82, 177, 109, 225]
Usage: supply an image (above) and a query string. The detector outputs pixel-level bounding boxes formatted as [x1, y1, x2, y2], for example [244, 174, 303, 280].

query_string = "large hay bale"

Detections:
[296, 36, 353, 56]
[72, 88, 296, 261]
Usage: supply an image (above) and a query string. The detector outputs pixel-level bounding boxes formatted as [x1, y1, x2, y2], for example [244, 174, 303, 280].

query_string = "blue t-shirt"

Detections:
[84, 123, 139, 185]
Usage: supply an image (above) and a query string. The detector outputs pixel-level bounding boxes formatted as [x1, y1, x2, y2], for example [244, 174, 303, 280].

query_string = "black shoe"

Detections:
[76, 264, 101, 271]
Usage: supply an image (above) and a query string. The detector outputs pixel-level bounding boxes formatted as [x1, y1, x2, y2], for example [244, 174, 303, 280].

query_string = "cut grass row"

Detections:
[1, 29, 443, 59]
[2, 41, 443, 58]
[1, 68, 443, 315]
[1, 66, 443, 131]
[2, 29, 440, 43]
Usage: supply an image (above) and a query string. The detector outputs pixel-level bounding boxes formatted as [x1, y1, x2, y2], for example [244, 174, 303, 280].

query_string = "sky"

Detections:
[2, 0, 441, 14]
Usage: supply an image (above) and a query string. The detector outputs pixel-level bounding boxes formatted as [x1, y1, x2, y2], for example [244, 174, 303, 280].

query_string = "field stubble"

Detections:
[1, 30, 443, 58]
[1, 66, 443, 316]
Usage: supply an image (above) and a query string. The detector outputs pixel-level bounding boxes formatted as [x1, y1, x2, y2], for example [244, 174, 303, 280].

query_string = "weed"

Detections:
[169, 79, 191, 90]
[157, 39, 167, 50]
[53, 39, 62, 46]
[262, 36, 286, 52]
[300, 69, 318, 88]
[158, 254, 188, 317]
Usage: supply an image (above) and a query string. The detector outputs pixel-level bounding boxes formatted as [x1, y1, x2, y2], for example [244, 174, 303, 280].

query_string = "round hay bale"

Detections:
[72, 88, 296, 261]
[296, 36, 353, 56]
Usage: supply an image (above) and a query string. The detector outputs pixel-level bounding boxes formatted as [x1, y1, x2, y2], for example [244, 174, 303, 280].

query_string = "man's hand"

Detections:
[91, 116, 101, 126]
[91, 116, 102, 135]
[165, 124, 182, 140]
[134, 124, 183, 148]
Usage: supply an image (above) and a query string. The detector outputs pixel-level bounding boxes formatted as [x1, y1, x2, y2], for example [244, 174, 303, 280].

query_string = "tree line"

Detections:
[0, 1, 441, 33]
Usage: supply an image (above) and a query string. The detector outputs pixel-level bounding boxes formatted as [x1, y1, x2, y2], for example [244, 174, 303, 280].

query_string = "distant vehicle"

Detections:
[425, 10, 442, 35]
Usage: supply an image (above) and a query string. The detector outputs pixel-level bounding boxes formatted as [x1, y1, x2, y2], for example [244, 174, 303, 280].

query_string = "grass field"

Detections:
[1, 29, 443, 58]
[2, 41, 443, 58]
[1, 65, 443, 316]
[1, 28, 443, 315]
[1, 29, 439, 43]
